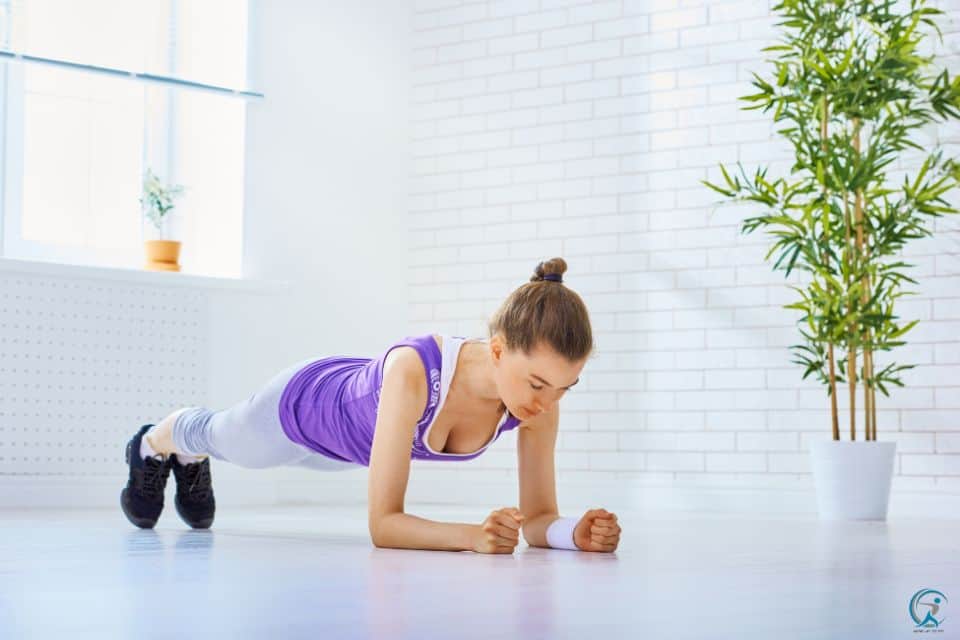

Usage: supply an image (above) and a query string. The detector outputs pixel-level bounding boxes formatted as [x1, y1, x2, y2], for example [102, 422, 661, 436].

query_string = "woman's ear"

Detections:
[489, 333, 505, 363]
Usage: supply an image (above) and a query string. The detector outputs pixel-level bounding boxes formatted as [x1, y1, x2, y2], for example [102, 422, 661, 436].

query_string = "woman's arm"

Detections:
[371, 513, 476, 552]
[516, 403, 564, 548]
[367, 347, 479, 551]
[517, 405, 622, 552]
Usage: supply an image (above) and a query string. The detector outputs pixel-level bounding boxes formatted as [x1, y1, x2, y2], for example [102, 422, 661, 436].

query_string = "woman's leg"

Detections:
[143, 408, 194, 458]
[144, 358, 318, 469]
[288, 453, 357, 471]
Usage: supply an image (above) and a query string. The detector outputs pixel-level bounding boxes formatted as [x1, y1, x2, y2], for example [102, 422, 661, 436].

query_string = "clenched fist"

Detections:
[573, 508, 621, 552]
[472, 507, 525, 554]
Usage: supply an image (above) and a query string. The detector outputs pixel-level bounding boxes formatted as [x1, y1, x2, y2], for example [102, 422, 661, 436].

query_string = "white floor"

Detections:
[0, 504, 957, 639]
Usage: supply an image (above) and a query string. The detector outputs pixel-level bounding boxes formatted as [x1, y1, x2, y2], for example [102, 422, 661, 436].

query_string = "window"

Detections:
[0, 0, 255, 278]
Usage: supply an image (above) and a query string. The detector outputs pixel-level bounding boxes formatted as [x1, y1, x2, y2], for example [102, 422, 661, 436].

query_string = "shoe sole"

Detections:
[174, 496, 214, 529]
[120, 436, 159, 529]
[121, 488, 158, 529]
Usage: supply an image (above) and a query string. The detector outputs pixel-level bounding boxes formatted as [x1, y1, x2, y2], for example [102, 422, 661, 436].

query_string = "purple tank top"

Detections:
[278, 333, 522, 466]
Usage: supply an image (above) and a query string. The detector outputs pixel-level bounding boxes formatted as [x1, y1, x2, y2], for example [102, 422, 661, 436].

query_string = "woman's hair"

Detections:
[487, 257, 594, 363]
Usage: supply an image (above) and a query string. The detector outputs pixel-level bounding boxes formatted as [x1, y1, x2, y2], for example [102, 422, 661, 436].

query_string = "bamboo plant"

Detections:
[703, 0, 960, 441]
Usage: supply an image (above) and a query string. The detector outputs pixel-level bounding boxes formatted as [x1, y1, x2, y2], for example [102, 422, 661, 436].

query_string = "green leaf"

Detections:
[720, 163, 738, 191]
[888, 319, 920, 340]
[701, 179, 735, 197]
[777, 64, 788, 87]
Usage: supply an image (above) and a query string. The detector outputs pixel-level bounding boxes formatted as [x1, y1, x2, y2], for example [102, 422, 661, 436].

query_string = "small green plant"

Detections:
[140, 168, 185, 236]
[702, 0, 960, 441]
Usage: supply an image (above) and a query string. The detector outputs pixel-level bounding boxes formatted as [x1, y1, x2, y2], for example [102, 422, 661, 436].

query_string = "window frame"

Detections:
[1, 60, 151, 267]
[0, 0, 260, 273]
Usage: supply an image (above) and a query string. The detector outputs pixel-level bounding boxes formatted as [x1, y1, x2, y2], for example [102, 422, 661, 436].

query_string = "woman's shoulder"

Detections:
[387, 332, 442, 352]
[376, 332, 444, 387]
[383, 344, 425, 376]
[382, 339, 433, 386]
[380, 345, 429, 414]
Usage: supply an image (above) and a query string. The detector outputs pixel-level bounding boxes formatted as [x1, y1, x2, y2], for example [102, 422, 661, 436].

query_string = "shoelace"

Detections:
[140, 456, 169, 501]
[180, 461, 213, 502]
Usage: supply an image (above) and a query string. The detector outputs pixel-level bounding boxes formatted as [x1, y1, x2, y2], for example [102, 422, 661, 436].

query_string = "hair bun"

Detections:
[531, 257, 568, 283]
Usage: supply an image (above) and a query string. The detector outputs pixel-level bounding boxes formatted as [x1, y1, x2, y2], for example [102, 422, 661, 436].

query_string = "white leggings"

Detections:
[169, 358, 356, 471]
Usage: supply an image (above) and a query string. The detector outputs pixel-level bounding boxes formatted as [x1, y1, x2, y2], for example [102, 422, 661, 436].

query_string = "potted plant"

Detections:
[140, 168, 186, 272]
[702, 0, 960, 520]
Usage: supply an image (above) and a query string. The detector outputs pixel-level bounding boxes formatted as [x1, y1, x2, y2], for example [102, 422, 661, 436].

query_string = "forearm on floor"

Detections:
[370, 512, 476, 552]
[521, 512, 563, 548]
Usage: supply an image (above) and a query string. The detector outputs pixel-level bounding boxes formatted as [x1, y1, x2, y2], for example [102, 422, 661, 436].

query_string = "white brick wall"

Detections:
[408, 0, 960, 511]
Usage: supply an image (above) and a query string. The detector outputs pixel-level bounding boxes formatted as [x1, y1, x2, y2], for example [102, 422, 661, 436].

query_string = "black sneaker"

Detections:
[170, 455, 215, 529]
[120, 423, 172, 529]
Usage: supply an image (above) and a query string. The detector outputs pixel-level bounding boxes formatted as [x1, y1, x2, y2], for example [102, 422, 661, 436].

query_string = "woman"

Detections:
[120, 257, 622, 554]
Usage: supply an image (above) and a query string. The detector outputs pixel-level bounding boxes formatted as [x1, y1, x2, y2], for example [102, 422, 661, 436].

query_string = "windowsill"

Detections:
[0, 256, 290, 293]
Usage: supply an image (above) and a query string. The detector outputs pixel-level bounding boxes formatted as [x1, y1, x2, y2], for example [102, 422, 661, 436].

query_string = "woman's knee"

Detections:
[205, 408, 306, 469]
[178, 363, 310, 469]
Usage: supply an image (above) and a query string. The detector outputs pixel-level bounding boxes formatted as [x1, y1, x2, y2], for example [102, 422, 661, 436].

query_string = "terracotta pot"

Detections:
[144, 240, 182, 272]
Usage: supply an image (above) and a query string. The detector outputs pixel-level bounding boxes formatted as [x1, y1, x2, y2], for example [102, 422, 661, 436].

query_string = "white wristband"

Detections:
[545, 516, 579, 550]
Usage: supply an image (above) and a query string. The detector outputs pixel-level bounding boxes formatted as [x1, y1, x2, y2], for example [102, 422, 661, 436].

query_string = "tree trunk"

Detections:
[843, 180, 856, 441]
[871, 352, 878, 439]
[867, 348, 875, 439]
[828, 346, 840, 441]
[854, 117, 870, 441]
[843, 191, 857, 441]
[853, 118, 877, 440]
[822, 97, 840, 441]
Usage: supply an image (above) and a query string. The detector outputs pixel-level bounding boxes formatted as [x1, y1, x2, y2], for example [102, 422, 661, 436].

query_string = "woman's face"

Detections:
[489, 334, 585, 420]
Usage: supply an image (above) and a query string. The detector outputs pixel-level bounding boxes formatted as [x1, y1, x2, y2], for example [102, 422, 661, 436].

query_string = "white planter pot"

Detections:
[810, 440, 897, 521]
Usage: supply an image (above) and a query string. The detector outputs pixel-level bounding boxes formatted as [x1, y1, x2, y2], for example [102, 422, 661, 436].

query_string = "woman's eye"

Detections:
[530, 383, 543, 391]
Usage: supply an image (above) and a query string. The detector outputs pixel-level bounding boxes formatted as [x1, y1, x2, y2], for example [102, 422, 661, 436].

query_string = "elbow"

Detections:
[368, 519, 385, 548]
[368, 512, 398, 548]
[370, 529, 389, 549]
